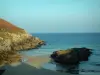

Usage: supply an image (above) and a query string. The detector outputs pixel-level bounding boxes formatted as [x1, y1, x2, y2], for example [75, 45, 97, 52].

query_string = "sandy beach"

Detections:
[22, 54, 51, 69]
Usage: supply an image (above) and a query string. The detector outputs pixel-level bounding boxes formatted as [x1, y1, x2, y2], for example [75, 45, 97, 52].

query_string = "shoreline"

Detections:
[21, 54, 51, 69]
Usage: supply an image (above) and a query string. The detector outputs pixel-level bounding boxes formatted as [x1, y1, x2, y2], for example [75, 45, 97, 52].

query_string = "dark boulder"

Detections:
[50, 47, 92, 64]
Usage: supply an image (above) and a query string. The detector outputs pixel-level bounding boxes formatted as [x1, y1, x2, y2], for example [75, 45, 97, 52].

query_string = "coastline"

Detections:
[3, 63, 67, 75]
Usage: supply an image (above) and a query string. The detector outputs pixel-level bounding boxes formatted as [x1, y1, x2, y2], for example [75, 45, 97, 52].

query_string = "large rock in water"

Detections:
[0, 18, 44, 66]
[50, 47, 92, 64]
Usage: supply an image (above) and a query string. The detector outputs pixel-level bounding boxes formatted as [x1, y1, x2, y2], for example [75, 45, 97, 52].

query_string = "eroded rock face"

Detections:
[0, 31, 44, 51]
[50, 47, 92, 64]
[0, 19, 45, 66]
[0, 50, 21, 66]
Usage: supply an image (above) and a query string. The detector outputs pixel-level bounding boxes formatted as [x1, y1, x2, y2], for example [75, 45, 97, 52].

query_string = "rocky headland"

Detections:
[0, 18, 44, 66]
[50, 47, 92, 64]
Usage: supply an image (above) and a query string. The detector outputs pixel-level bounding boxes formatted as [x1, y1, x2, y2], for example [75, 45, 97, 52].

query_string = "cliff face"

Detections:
[0, 19, 44, 66]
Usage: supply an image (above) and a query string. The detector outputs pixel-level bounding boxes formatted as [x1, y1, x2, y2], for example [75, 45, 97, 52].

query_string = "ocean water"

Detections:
[22, 33, 100, 75]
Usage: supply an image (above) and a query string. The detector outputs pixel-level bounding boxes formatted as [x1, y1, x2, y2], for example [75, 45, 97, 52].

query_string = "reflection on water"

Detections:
[42, 61, 80, 74]
[55, 63, 79, 74]
[43, 61, 100, 75]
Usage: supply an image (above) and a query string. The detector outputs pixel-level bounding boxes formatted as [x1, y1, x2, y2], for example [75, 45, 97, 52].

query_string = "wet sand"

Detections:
[22, 54, 51, 68]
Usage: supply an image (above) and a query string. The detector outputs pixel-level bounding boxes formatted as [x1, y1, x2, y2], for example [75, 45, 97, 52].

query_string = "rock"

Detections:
[0, 18, 45, 66]
[50, 47, 92, 64]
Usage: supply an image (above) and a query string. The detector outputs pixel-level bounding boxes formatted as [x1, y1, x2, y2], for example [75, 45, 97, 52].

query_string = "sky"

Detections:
[0, 0, 100, 33]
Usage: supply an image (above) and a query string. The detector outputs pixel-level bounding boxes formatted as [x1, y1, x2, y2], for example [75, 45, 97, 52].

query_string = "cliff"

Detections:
[0, 18, 44, 66]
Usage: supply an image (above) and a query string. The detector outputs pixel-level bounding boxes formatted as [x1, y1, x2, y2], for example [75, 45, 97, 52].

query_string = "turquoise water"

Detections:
[22, 33, 100, 75]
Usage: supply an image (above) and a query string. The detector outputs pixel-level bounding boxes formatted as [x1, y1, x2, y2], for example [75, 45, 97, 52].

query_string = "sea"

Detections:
[22, 33, 100, 75]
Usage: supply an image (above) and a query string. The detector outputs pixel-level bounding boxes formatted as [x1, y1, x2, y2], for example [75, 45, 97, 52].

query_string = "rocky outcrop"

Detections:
[50, 47, 92, 64]
[0, 19, 44, 66]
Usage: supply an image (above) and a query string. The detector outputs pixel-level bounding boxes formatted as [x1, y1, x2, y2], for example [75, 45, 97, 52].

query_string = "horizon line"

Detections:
[30, 32, 100, 34]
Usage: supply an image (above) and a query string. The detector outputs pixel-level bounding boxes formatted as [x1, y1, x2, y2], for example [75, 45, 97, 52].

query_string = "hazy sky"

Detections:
[0, 0, 100, 33]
